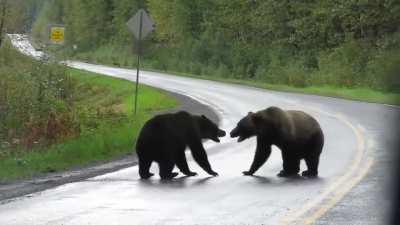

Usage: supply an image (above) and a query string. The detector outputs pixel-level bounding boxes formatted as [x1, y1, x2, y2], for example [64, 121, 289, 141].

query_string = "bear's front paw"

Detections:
[184, 171, 198, 176]
[301, 170, 318, 178]
[242, 171, 254, 176]
[208, 171, 219, 176]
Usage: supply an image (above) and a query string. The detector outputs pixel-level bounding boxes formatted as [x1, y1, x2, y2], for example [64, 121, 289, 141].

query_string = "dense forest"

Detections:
[2, 0, 400, 92]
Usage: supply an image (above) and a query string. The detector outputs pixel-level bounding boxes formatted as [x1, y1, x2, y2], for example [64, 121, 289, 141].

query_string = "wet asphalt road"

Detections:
[0, 62, 398, 225]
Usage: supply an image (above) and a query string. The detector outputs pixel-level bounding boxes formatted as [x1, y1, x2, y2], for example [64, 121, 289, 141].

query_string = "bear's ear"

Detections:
[250, 113, 263, 124]
[201, 115, 208, 120]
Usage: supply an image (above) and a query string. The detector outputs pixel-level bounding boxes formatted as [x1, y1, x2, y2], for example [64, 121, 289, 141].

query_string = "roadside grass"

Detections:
[69, 46, 400, 106]
[72, 45, 136, 68]
[184, 75, 400, 106]
[0, 68, 178, 181]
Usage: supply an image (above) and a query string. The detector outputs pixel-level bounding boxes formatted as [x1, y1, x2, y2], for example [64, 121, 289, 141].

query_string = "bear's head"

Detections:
[230, 112, 269, 142]
[230, 112, 257, 142]
[199, 115, 226, 143]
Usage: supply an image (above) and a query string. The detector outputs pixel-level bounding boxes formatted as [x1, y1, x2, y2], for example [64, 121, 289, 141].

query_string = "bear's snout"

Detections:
[218, 129, 226, 137]
[230, 127, 239, 138]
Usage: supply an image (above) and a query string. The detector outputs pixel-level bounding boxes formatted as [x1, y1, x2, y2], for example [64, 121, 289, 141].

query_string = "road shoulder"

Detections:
[0, 91, 219, 202]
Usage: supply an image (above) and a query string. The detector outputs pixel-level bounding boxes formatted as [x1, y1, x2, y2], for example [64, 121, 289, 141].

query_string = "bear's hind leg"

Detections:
[302, 131, 323, 178]
[139, 158, 154, 179]
[278, 151, 300, 177]
[302, 155, 319, 178]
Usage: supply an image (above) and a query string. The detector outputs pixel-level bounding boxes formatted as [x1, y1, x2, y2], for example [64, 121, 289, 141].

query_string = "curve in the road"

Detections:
[68, 62, 372, 225]
[0, 57, 383, 225]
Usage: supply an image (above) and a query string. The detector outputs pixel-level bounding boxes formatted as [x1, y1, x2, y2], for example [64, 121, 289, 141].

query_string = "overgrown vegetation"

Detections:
[28, 0, 400, 98]
[0, 42, 76, 150]
[0, 42, 177, 180]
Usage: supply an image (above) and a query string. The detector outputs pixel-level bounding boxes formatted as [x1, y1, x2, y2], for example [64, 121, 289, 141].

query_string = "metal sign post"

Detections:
[134, 11, 143, 116]
[126, 9, 154, 115]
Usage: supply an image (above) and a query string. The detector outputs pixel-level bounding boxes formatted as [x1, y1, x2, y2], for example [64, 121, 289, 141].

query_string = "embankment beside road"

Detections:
[1, 40, 178, 182]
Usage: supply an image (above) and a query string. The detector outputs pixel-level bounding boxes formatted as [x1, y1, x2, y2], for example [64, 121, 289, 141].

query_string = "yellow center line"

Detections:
[302, 159, 374, 225]
[280, 107, 372, 225]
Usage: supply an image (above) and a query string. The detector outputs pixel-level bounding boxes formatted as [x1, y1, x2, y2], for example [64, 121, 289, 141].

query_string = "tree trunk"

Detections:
[0, 0, 7, 47]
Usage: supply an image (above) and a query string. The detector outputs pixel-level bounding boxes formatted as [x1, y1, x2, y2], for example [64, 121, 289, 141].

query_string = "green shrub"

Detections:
[0, 43, 78, 150]
[366, 50, 400, 92]
[216, 63, 231, 78]
[317, 39, 370, 87]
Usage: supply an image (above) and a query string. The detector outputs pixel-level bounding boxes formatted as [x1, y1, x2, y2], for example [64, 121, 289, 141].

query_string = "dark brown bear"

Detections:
[136, 111, 226, 179]
[230, 106, 324, 178]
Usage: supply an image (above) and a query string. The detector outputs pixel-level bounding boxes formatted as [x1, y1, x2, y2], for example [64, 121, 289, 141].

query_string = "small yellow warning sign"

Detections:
[50, 26, 65, 45]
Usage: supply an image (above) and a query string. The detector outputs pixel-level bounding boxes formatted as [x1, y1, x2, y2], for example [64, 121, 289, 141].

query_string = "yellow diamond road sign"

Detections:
[126, 9, 154, 40]
[50, 26, 65, 45]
